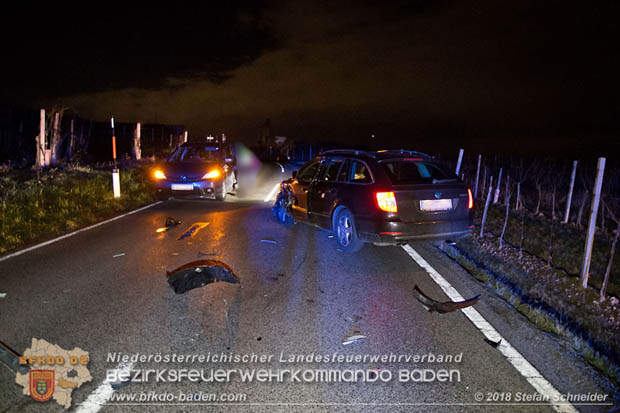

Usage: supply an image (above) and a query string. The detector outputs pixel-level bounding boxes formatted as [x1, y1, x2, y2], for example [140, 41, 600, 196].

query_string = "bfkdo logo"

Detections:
[29, 370, 55, 402]
[16, 338, 93, 409]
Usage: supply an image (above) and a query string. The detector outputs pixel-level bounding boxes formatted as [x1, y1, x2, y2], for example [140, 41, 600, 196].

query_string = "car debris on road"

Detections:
[167, 260, 240, 294]
[412, 285, 480, 313]
[166, 217, 182, 227]
[484, 338, 502, 348]
[178, 222, 210, 240]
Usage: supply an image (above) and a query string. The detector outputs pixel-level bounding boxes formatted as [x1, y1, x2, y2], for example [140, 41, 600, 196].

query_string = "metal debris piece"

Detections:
[171, 252, 179, 256]
[342, 334, 367, 346]
[111, 379, 132, 390]
[165, 217, 182, 227]
[260, 238, 278, 244]
[484, 338, 502, 348]
[0, 292, 6, 298]
[412, 285, 480, 313]
[0, 340, 29, 375]
[178, 222, 210, 240]
[327, 235, 335, 239]
[112, 253, 125, 258]
[167, 260, 240, 294]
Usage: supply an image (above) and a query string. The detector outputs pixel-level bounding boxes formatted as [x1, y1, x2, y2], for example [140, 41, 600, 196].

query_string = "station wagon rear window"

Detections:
[382, 161, 453, 184]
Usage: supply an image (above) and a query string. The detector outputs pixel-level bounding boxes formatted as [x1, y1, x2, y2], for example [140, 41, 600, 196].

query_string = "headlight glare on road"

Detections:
[154, 170, 167, 180]
[203, 169, 220, 179]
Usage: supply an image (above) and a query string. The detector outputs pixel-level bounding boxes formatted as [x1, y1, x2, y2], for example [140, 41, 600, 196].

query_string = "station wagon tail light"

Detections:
[154, 170, 167, 180]
[203, 169, 220, 179]
[468, 188, 473, 209]
[376, 191, 398, 213]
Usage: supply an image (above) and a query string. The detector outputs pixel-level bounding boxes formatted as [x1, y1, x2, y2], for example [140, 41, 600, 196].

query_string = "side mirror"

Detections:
[292, 170, 297, 179]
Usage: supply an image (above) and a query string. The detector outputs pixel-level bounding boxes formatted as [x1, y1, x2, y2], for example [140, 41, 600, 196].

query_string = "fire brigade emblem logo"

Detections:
[29, 370, 55, 402]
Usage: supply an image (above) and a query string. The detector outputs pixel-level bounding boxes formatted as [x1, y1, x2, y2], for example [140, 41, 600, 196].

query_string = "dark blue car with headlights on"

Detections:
[272, 149, 473, 252]
[153, 142, 237, 201]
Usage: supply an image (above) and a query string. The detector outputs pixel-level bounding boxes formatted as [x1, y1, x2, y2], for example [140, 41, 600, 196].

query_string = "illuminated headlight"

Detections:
[154, 170, 167, 180]
[203, 169, 220, 179]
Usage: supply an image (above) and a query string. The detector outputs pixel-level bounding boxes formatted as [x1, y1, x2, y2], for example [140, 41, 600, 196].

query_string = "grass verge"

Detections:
[0, 164, 156, 255]
[439, 235, 620, 386]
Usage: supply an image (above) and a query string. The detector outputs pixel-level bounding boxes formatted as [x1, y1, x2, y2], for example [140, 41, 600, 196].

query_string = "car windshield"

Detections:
[169, 146, 220, 162]
[382, 161, 455, 184]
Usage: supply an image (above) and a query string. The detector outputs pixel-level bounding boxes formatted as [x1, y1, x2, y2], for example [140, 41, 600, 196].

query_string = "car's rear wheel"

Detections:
[215, 183, 226, 201]
[334, 208, 363, 252]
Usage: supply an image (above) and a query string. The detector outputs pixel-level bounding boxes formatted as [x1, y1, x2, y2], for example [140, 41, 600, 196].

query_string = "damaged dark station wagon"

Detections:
[272, 149, 473, 252]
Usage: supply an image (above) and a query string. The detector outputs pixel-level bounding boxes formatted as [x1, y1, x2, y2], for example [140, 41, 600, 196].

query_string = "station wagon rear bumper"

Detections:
[356, 217, 473, 244]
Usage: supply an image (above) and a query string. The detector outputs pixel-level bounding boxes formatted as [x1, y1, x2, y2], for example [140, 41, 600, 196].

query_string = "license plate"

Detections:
[420, 199, 452, 211]
[171, 184, 194, 191]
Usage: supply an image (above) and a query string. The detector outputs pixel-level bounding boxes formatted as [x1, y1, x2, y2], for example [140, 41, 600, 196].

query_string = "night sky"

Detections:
[2, 1, 618, 155]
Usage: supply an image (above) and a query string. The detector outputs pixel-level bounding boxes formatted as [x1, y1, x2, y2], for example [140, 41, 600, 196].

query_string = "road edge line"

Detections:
[401, 244, 577, 413]
[75, 361, 134, 413]
[0, 201, 162, 263]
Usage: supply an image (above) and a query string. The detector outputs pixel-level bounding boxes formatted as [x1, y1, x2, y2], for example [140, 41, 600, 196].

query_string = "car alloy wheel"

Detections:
[334, 208, 363, 252]
[337, 215, 353, 247]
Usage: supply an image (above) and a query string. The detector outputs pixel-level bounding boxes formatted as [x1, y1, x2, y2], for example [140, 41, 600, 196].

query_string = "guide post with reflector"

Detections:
[111, 117, 121, 198]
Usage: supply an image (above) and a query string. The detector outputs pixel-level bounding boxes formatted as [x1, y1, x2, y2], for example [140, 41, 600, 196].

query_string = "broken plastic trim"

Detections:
[178, 222, 209, 240]
[412, 285, 480, 313]
[0, 340, 29, 375]
[167, 260, 240, 294]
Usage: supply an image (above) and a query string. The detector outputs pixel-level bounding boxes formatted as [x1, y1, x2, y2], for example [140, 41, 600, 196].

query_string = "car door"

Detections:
[289, 159, 321, 218]
[308, 157, 346, 228]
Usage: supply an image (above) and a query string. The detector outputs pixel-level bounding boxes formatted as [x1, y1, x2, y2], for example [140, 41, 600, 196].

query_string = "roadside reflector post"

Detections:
[184, 130, 188, 143]
[111, 117, 121, 198]
[563, 160, 578, 224]
[581, 157, 606, 288]
[455, 148, 464, 176]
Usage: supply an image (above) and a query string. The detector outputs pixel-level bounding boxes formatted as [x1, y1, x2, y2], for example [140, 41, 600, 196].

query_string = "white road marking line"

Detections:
[264, 183, 281, 202]
[401, 244, 577, 413]
[75, 361, 134, 413]
[0, 202, 162, 263]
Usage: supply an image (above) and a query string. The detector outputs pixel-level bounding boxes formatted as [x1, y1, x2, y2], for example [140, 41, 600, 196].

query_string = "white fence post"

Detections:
[455, 148, 464, 176]
[133, 122, 142, 160]
[581, 157, 606, 288]
[494, 167, 503, 204]
[474, 154, 481, 198]
[36, 109, 46, 167]
[563, 160, 578, 224]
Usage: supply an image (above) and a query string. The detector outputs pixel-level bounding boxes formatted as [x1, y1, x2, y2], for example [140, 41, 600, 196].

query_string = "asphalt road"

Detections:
[0, 163, 615, 412]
